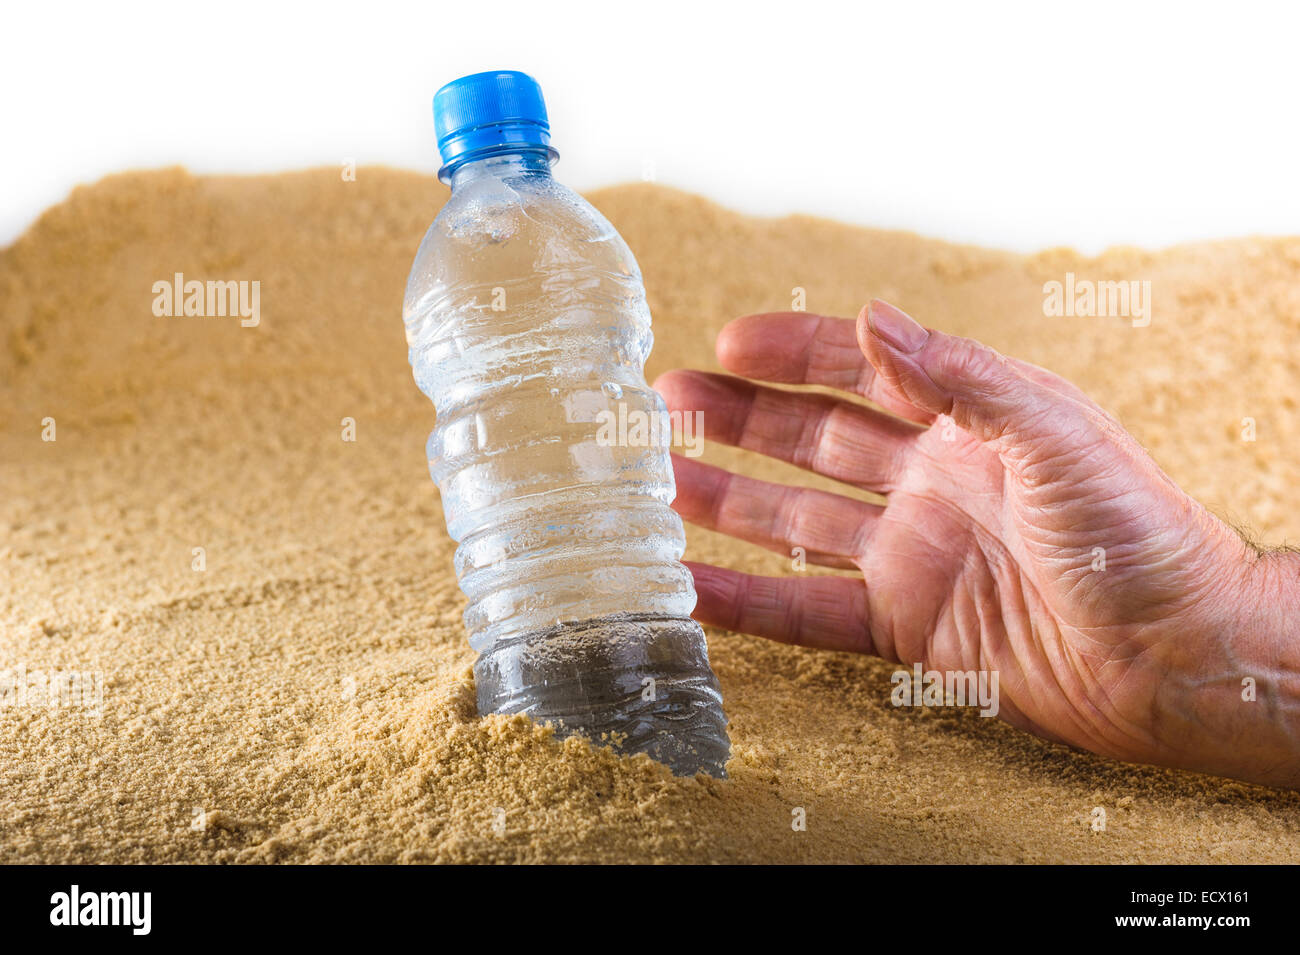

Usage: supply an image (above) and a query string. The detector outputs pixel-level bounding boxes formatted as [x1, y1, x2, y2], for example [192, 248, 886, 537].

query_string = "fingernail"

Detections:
[868, 300, 929, 353]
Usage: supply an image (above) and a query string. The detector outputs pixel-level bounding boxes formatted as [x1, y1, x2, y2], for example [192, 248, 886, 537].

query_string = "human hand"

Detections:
[656, 300, 1300, 788]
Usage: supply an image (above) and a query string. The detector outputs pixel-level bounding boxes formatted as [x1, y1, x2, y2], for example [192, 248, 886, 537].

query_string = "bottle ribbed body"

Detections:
[403, 153, 729, 776]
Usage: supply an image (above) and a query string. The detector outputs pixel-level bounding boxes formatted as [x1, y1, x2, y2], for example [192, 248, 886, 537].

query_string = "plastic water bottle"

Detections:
[402, 71, 730, 776]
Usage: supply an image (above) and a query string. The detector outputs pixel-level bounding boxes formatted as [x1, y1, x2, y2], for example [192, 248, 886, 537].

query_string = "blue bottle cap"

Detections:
[433, 70, 557, 181]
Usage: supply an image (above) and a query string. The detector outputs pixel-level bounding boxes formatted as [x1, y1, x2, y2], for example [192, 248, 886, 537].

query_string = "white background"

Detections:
[2, 0, 1297, 252]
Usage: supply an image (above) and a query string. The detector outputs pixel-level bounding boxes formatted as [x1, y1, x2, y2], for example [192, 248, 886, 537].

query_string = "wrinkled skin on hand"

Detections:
[656, 300, 1300, 789]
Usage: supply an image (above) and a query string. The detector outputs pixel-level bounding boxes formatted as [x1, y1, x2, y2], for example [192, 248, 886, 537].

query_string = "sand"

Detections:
[2, 167, 1300, 863]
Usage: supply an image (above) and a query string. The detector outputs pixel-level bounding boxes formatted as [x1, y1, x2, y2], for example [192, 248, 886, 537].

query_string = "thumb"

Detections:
[858, 299, 1086, 462]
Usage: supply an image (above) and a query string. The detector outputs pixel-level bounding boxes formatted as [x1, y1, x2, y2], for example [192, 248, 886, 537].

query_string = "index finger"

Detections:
[716, 312, 934, 424]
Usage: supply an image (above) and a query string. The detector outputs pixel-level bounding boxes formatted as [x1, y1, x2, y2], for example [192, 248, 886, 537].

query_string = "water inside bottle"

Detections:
[404, 87, 730, 776]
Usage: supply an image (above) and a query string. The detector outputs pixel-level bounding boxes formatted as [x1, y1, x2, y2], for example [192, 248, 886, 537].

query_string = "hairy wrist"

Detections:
[1169, 543, 1300, 788]
[1237, 547, 1300, 782]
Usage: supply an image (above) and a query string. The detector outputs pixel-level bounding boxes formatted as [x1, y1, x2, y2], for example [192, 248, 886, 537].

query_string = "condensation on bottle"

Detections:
[402, 71, 730, 776]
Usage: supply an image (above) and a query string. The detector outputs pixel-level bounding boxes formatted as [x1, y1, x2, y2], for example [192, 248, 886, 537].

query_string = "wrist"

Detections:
[1240, 547, 1300, 782]
[1178, 543, 1300, 787]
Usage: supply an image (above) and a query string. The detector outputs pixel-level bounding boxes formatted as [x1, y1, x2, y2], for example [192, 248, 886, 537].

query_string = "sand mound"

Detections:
[3, 167, 1299, 863]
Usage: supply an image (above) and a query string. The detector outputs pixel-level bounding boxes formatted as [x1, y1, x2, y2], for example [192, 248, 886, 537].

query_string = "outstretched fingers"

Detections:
[687, 561, 882, 656]
[671, 453, 879, 569]
[716, 311, 935, 423]
[655, 369, 919, 494]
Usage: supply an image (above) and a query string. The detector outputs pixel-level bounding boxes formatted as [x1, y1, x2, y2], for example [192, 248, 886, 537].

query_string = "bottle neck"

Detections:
[446, 149, 555, 190]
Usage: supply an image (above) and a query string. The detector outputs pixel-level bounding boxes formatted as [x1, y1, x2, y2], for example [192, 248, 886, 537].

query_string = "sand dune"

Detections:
[2, 167, 1299, 862]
